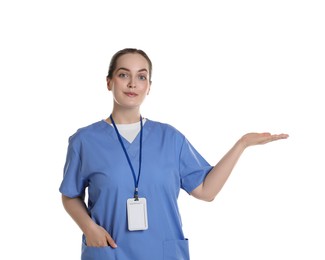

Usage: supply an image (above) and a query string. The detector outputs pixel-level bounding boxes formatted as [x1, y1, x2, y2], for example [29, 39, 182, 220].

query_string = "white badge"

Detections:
[127, 198, 148, 231]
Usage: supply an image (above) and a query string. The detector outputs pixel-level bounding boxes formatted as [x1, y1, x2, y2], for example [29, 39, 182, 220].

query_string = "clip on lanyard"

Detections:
[110, 115, 143, 201]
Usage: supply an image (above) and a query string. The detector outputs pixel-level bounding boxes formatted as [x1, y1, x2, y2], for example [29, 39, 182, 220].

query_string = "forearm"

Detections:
[61, 195, 95, 234]
[191, 139, 246, 201]
[191, 132, 288, 201]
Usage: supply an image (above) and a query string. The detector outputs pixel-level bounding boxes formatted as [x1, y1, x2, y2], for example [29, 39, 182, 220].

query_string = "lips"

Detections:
[124, 92, 138, 97]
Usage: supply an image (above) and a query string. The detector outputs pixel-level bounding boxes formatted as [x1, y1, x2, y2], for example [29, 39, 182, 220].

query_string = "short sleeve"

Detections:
[59, 137, 87, 198]
[179, 138, 213, 194]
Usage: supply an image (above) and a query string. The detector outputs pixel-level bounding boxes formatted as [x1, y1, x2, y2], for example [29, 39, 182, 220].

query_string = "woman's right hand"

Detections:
[61, 195, 118, 248]
[85, 223, 117, 248]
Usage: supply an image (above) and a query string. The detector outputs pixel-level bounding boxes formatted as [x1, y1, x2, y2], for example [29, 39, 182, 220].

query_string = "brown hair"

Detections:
[107, 48, 152, 83]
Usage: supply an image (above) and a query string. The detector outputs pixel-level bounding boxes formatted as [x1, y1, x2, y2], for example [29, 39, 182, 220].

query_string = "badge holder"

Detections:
[127, 197, 148, 231]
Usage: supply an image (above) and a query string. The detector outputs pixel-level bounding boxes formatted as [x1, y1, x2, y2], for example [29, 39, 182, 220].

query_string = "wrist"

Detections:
[81, 219, 97, 235]
[236, 136, 248, 150]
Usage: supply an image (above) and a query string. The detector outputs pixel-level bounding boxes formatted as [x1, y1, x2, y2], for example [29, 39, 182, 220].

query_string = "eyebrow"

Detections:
[117, 67, 148, 73]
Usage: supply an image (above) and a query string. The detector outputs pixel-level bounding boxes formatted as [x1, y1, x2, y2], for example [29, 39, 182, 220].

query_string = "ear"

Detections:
[147, 82, 152, 95]
[106, 77, 112, 91]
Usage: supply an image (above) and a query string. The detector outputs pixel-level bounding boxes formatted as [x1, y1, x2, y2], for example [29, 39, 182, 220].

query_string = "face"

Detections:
[107, 53, 151, 110]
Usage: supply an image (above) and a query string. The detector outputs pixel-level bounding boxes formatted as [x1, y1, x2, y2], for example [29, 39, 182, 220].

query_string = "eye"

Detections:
[118, 73, 128, 78]
[138, 74, 147, 80]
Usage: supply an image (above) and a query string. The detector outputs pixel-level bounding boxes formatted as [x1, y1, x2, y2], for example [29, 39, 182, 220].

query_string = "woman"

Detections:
[59, 48, 288, 259]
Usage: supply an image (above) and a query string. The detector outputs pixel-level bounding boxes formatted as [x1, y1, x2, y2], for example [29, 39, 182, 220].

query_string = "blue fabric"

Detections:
[60, 119, 213, 260]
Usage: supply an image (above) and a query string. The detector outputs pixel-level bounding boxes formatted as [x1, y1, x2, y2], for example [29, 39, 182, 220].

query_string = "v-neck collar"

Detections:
[102, 119, 152, 149]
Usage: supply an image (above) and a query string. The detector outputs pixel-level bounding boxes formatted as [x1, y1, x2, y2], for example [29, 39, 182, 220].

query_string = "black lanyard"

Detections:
[110, 115, 143, 200]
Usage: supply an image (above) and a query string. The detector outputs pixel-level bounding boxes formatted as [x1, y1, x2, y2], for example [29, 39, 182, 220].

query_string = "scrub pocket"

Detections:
[81, 241, 117, 260]
[163, 239, 190, 260]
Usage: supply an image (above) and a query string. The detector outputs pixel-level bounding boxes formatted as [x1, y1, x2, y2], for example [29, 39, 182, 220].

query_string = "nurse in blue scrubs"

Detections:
[59, 48, 288, 260]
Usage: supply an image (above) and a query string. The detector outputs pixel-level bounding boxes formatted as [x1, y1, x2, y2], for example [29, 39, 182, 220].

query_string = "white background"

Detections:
[1, 0, 324, 259]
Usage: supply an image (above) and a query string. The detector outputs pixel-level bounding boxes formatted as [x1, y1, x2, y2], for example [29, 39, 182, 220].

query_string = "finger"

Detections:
[106, 234, 118, 248]
[267, 134, 289, 143]
[86, 238, 107, 247]
[272, 133, 289, 140]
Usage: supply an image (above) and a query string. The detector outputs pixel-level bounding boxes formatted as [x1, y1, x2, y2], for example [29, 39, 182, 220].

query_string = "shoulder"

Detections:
[146, 119, 185, 139]
[68, 120, 107, 146]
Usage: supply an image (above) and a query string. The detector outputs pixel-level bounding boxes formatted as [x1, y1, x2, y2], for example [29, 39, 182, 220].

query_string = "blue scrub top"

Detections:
[59, 119, 213, 260]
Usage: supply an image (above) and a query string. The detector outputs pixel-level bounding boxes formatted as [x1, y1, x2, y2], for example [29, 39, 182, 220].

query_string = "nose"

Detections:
[127, 77, 136, 88]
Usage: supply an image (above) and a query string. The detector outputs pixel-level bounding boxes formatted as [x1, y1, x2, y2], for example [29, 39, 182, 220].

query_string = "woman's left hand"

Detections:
[240, 132, 289, 148]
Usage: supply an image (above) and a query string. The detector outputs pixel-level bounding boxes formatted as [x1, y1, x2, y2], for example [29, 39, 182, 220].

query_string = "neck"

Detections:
[109, 109, 141, 124]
